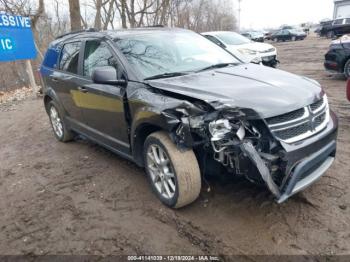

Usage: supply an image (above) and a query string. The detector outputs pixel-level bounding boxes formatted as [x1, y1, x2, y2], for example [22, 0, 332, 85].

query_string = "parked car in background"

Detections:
[202, 31, 278, 67]
[241, 31, 265, 42]
[40, 27, 338, 208]
[318, 19, 334, 37]
[280, 25, 294, 30]
[324, 18, 350, 38]
[271, 29, 307, 42]
[264, 30, 278, 40]
[324, 35, 350, 78]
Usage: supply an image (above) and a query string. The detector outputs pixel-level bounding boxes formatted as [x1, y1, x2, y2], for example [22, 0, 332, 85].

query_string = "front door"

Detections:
[75, 39, 130, 154]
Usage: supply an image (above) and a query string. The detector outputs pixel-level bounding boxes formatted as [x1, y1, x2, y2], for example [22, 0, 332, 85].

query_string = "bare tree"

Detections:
[0, 0, 237, 93]
[0, 0, 45, 92]
[68, 0, 82, 31]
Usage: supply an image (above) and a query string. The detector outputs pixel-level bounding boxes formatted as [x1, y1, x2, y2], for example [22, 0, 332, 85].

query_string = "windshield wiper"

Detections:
[196, 63, 237, 73]
[144, 72, 190, 80]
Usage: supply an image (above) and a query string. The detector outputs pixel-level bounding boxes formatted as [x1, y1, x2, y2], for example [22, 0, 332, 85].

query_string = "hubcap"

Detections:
[49, 106, 63, 138]
[146, 144, 176, 199]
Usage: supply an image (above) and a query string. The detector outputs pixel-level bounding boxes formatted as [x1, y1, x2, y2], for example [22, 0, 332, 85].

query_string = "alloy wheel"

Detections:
[146, 144, 176, 199]
[49, 106, 63, 138]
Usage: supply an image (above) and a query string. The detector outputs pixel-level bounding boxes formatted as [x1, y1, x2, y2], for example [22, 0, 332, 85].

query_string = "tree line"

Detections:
[0, 0, 237, 91]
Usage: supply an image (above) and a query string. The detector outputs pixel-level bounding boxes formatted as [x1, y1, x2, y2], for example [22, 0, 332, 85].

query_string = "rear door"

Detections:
[53, 41, 86, 126]
[75, 39, 130, 154]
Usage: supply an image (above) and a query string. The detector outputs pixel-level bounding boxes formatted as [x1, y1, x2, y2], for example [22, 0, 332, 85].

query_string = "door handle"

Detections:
[77, 86, 88, 93]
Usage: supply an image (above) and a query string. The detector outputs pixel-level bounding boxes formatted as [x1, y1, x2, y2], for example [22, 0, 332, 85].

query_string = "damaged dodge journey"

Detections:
[40, 27, 338, 208]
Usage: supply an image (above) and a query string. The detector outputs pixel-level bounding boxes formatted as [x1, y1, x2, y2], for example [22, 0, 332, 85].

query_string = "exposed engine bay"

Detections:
[156, 90, 337, 204]
[162, 102, 285, 200]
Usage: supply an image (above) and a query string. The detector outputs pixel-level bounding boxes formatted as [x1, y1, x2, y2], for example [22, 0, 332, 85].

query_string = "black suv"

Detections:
[325, 18, 350, 38]
[40, 28, 338, 208]
[324, 36, 350, 78]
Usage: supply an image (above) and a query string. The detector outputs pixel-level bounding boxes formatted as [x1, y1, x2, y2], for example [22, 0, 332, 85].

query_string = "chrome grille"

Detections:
[310, 97, 324, 112]
[266, 96, 329, 143]
[274, 122, 310, 140]
[266, 108, 305, 125]
[314, 112, 326, 126]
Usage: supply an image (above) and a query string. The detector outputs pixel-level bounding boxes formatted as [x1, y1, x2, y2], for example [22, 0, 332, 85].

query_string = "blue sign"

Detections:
[0, 14, 37, 62]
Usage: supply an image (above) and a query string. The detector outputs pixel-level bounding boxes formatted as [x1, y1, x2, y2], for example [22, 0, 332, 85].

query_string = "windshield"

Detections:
[114, 30, 241, 79]
[214, 32, 251, 45]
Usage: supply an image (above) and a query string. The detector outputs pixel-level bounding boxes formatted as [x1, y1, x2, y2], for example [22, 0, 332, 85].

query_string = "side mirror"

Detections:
[92, 66, 127, 87]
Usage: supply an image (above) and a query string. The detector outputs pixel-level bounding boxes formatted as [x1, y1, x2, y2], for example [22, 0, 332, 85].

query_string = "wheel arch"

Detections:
[341, 56, 350, 73]
[44, 95, 53, 113]
[43, 87, 66, 115]
[132, 122, 164, 167]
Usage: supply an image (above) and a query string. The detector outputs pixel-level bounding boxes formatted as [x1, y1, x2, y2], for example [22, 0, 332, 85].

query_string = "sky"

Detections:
[238, 0, 335, 29]
[41, 0, 336, 30]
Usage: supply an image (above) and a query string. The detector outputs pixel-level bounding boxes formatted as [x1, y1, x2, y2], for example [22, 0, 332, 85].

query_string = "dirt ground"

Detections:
[0, 34, 350, 258]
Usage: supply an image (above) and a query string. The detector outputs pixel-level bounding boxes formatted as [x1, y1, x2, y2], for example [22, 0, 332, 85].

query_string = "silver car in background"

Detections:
[202, 31, 278, 67]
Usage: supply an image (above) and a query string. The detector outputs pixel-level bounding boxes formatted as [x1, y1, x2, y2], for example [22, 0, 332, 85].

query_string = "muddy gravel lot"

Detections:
[0, 35, 350, 258]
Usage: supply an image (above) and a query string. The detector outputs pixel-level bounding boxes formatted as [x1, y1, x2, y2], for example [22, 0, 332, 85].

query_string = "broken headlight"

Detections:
[209, 119, 249, 143]
[208, 117, 262, 167]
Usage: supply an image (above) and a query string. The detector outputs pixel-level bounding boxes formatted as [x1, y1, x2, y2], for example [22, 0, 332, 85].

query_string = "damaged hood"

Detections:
[147, 64, 323, 118]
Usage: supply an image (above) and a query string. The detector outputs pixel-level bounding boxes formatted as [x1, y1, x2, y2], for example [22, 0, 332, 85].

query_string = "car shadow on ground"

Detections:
[74, 133, 315, 216]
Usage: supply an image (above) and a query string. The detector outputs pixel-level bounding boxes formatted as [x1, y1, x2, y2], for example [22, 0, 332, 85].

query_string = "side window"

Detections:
[59, 42, 81, 74]
[83, 40, 118, 78]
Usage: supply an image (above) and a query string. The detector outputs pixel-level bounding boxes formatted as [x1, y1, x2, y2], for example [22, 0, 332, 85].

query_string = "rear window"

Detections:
[59, 42, 81, 74]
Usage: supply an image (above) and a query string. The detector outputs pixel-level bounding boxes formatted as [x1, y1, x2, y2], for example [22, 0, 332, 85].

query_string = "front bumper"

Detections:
[277, 110, 338, 202]
[324, 60, 342, 74]
[262, 56, 279, 67]
[240, 110, 338, 203]
[260, 52, 278, 67]
[277, 141, 336, 203]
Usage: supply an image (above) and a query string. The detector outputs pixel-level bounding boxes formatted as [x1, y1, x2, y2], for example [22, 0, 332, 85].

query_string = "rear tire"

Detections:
[344, 59, 350, 78]
[47, 101, 74, 142]
[144, 131, 201, 208]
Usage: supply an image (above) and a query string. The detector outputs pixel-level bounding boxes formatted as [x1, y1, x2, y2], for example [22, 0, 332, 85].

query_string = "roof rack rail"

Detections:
[55, 28, 98, 40]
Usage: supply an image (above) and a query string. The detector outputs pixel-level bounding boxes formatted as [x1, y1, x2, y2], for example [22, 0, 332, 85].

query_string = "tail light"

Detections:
[347, 78, 350, 102]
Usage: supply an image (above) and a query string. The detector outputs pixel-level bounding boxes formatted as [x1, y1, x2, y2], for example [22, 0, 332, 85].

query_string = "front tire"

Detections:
[48, 101, 74, 142]
[144, 132, 201, 208]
